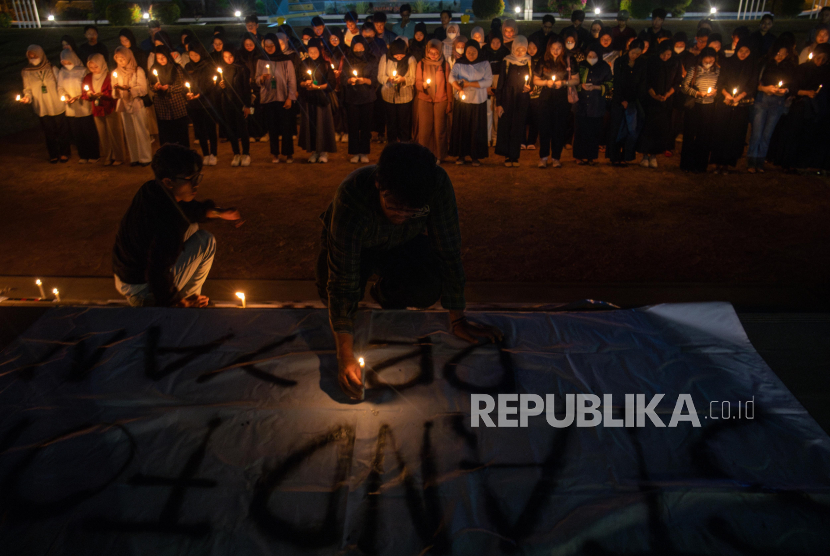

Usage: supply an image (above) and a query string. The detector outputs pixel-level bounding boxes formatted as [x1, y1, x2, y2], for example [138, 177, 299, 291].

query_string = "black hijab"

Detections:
[184, 42, 213, 95]
[456, 40, 482, 66]
[153, 45, 179, 85]
[348, 35, 374, 73]
[303, 38, 330, 85]
[646, 41, 679, 95]
[236, 32, 262, 74]
[410, 22, 428, 61]
[388, 38, 410, 75]
[263, 33, 290, 62]
[118, 28, 147, 68]
[717, 39, 758, 96]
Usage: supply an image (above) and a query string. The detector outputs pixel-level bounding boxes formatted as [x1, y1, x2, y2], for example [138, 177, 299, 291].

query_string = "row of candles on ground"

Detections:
[31, 279, 60, 302]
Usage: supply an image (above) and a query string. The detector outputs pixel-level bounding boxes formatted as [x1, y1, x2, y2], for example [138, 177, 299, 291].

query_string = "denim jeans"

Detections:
[114, 225, 216, 307]
[747, 93, 787, 167]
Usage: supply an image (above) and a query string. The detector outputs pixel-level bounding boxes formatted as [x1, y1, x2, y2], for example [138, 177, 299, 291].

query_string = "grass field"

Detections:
[0, 18, 818, 135]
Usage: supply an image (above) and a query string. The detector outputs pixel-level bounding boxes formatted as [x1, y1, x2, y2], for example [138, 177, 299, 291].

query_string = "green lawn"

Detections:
[0, 19, 818, 136]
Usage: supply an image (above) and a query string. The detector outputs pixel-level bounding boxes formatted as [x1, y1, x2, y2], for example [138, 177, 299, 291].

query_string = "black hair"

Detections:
[245, 14, 258, 24]
[83, 25, 98, 33]
[60, 34, 79, 52]
[344, 10, 359, 23]
[400, 3, 411, 14]
[761, 13, 774, 23]
[652, 8, 667, 20]
[441, 9, 452, 18]
[571, 10, 585, 22]
[311, 15, 325, 27]
[148, 19, 161, 29]
[657, 29, 672, 40]
[362, 21, 375, 33]
[732, 26, 750, 40]
[696, 28, 711, 39]
[628, 38, 645, 52]
[376, 143, 438, 208]
[152, 144, 203, 181]
[373, 11, 387, 23]
[542, 14, 555, 25]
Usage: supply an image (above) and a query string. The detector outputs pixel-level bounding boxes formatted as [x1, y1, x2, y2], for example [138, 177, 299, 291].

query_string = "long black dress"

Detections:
[710, 43, 759, 168]
[638, 48, 680, 156]
[495, 60, 532, 161]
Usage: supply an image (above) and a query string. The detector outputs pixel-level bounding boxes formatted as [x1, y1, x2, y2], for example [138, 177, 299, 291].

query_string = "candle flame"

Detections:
[358, 357, 365, 367]
[426, 78, 431, 84]
[153, 69, 158, 76]
[213, 75, 218, 81]
[236, 292, 245, 301]
[52, 288, 58, 294]
[353, 70, 358, 76]
[36, 279, 41, 286]
[16, 94, 20, 101]
[307, 69, 312, 75]
[60, 95, 66, 102]
[392, 70, 397, 76]
[84, 85, 89, 91]
[707, 87, 712, 94]
[185, 82, 190, 88]
[809, 52, 813, 60]
[733, 88, 737, 95]
[112, 71, 117, 78]
[218, 68, 223, 73]
[778, 81, 783, 88]
[331, 64, 335, 69]
[461, 94, 466, 100]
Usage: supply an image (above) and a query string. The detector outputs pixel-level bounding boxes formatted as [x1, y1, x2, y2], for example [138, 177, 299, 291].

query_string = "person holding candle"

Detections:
[573, 45, 613, 165]
[448, 40, 492, 166]
[113, 143, 242, 308]
[533, 36, 579, 168]
[236, 33, 267, 143]
[442, 23, 461, 61]
[606, 39, 647, 167]
[57, 49, 100, 163]
[483, 33, 508, 147]
[679, 47, 720, 173]
[746, 39, 797, 173]
[112, 46, 152, 167]
[799, 25, 828, 64]
[325, 29, 350, 142]
[379, 38, 416, 144]
[184, 42, 220, 166]
[20, 45, 72, 163]
[636, 41, 680, 169]
[495, 36, 533, 166]
[151, 45, 190, 148]
[316, 142, 504, 400]
[710, 40, 758, 174]
[217, 49, 253, 167]
[82, 54, 126, 166]
[257, 33, 298, 164]
[298, 39, 338, 163]
[341, 36, 378, 163]
[522, 35, 545, 151]
[415, 39, 453, 162]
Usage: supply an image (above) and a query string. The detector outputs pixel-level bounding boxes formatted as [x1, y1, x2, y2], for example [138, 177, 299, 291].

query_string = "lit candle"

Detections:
[353, 70, 358, 77]
[307, 69, 312, 76]
[809, 52, 813, 60]
[265, 64, 270, 70]
[15, 94, 20, 101]
[217, 68, 223, 83]
[185, 81, 191, 91]
[236, 292, 246, 308]
[60, 95, 66, 102]
[52, 288, 60, 303]
[112, 71, 118, 79]
[818, 84, 824, 93]
[213, 75, 218, 83]
[392, 70, 397, 77]
[331, 63, 335, 69]
[358, 357, 365, 367]
[426, 78, 431, 85]
[84, 84, 89, 91]
[35, 279, 45, 298]
[707, 87, 712, 94]
[525, 74, 529, 83]
[152, 69, 158, 81]
[461, 93, 466, 100]
[778, 81, 783, 88]
[732, 88, 738, 95]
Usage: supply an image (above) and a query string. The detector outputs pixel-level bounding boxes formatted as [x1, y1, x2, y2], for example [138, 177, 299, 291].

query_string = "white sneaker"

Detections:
[538, 158, 547, 168]
[241, 155, 251, 167]
[359, 154, 369, 163]
[231, 155, 241, 167]
[639, 156, 650, 168]
[78, 159, 87, 164]
[335, 133, 341, 142]
[249, 137, 256, 143]
[527, 144, 536, 150]
[203, 155, 210, 165]
[350, 155, 360, 163]
[649, 157, 658, 168]
[285, 157, 293, 164]
[550, 159, 561, 168]
[318, 152, 328, 163]
[208, 155, 217, 166]
[260, 133, 269, 141]
[308, 152, 320, 163]
[272, 156, 280, 164]
[340, 133, 349, 143]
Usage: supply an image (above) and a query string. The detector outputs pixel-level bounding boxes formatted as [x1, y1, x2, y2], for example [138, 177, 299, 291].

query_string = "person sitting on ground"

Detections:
[317, 142, 504, 399]
[112, 143, 242, 308]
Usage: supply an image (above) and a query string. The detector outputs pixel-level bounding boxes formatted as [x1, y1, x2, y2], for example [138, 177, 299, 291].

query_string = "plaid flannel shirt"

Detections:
[320, 166, 466, 335]
[153, 66, 188, 121]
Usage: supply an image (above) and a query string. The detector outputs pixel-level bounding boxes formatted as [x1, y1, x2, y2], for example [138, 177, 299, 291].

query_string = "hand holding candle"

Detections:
[112, 71, 118, 79]
[15, 94, 21, 101]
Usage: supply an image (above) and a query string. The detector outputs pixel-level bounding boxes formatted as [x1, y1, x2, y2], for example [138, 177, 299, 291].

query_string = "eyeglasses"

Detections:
[173, 173, 203, 186]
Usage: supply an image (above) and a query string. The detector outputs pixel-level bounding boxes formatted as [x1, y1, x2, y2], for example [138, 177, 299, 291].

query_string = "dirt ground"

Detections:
[1, 126, 829, 286]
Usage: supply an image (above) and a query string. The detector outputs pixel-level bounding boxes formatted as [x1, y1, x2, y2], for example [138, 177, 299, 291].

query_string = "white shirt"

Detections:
[57, 66, 93, 117]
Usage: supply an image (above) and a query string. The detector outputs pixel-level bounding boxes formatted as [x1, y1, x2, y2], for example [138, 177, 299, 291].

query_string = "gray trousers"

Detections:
[114, 226, 216, 307]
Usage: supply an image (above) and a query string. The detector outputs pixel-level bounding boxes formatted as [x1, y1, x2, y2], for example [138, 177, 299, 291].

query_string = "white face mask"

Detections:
[565, 42, 575, 50]
[587, 57, 598, 65]
[63, 62, 75, 70]
[447, 31, 458, 40]
[29, 56, 42, 66]
[303, 39, 309, 45]
[674, 45, 685, 54]
[456, 47, 464, 55]
[702, 61, 714, 69]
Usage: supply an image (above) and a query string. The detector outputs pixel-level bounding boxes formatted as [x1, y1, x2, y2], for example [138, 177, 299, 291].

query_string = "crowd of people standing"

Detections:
[17, 6, 830, 173]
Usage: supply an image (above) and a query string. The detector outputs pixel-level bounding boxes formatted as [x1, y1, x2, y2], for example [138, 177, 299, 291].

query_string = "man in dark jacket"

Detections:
[78, 25, 109, 64]
[112, 144, 242, 307]
[561, 10, 591, 51]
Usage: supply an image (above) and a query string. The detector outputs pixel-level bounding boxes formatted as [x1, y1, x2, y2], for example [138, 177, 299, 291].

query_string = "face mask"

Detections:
[565, 43, 575, 50]
[674, 46, 685, 54]
[447, 31, 458, 40]
[456, 47, 464, 55]
[587, 57, 598, 65]
[702, 62, 714, 69]
[63, 62, 75, 70]
[29, 57, 42, 66]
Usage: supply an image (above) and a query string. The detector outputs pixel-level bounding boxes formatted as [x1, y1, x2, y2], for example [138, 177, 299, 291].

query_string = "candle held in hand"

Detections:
[15, 94, 20, 101]
[112, 71, 118, 79]
[84, 84, 89, 91]
[426, 78, 431, 84]
[60, 95, 66, 102]
[392, 70, 397, 77]
[213, 75, 217, 82]
[778, 81, 783, 88]
[358, 357, 365, 367]
[353, 70, 358, 76]
[185, 82, 191, 90]
[733, 88, 738, 95]
[809, 52, 813, 60]
[707, 87, 712, 94]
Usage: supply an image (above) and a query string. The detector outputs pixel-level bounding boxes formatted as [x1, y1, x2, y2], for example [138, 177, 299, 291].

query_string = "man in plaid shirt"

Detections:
[317, 143, 503, 399]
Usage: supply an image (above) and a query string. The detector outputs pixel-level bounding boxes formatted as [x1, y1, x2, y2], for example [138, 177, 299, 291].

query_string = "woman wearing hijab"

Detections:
[410, 22, 429, 62]
[534, 36, 579, 168]
[118, 28, 147, 71]
[450, 36, 468, 68]
[179, 29, 195, 54]
[606, 39, 647, 167]
[596, 27, 619, 72]
[81, 54, 126, 165]
[150, 45, 190, 148]
[799, 24, 828, 64]
[210, 35, 227, 68]
[471, 27, 487, 48]
[679, 46, 720, 173]
[379, 38, 417, 143]
[746, 38, 798, 173]
[112, 46, 152, 166]
[523, 34, 546, 151]
[495, 36, 533, 166]
[21, 45, 71, 163]
[324, 29, 349, 142]
[637, 41, 680, 168]
[574, 45, 613, 165]
[448, 40, 493, 166]
[483, 33, 509, 147]
[562, 29, 585, 152]
[217, 48, 253, 166]
[487, 18, 503, 43]
[442, 24, 461, 61]
[151, 31, 189, 69]
[767, 43, 830, 172]
[57, 49, 99, 163]
[236, 33, 267, 143]
[341, 36, 378, 163]
[710, 40, 757, 173]
[298, 39, 338, 163]
[501, 19, 519, 52]
[415, 38, 453, 162]
[185, 41, 220, 165]
[257, 33, 298, 163]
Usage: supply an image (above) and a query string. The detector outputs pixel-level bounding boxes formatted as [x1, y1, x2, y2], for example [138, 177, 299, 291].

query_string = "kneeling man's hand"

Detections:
[338, 357, 364, 399]
[176, 294, 209, 308]
[450, 311, 504, 344]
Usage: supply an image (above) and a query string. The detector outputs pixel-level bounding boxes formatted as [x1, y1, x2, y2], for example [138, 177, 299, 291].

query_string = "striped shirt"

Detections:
[682, 65, 720, 105]
[320, 166, 466, 335]
[379, 55, 417, 104]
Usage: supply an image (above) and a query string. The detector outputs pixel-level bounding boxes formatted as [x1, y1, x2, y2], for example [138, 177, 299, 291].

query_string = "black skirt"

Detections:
[680, 102, 716, 173]
[449, 100, 489, 160]
[710, 102, 750, 167]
